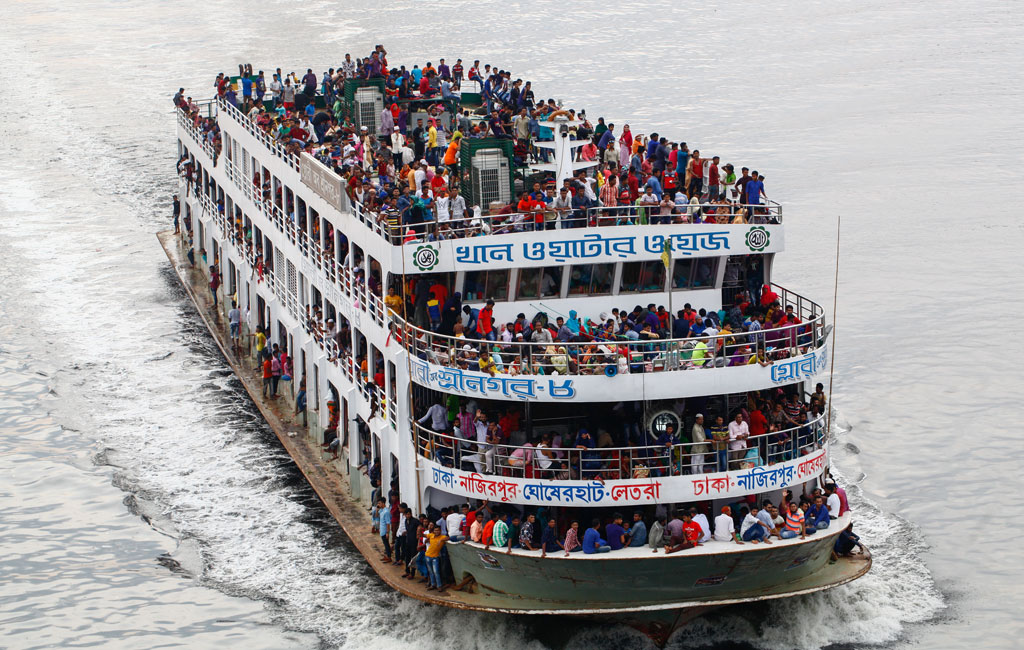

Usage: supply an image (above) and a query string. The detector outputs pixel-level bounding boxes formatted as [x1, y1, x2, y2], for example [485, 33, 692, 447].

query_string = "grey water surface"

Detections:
[0, 1, 1021, 649]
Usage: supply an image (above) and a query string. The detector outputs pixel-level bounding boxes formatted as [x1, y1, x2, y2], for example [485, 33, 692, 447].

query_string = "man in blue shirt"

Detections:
[627, 512, 648, 547]
[582, 519, 610, 554]
[240, 74, 253, 110]
[606, 514, 627, 550]
[676, 142, 689, 179]
[747, 171, 764, 206]
[644, 174, 664, 200]
[646, 132, 659, 161]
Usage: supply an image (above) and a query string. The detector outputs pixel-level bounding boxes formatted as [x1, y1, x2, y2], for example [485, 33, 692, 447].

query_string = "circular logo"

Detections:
[745, 226, 770, 252]
[412, 244, 439, 271]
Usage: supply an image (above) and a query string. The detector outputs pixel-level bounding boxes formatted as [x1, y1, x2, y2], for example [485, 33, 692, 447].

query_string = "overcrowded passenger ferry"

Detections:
[163, 47, 869, 645]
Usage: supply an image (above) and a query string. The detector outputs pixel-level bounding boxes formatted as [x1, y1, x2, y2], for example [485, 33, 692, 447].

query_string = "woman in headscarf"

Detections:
[618, 124, 633, 168]
[439, 291, 462, 336]
[565, 310, 581, 337]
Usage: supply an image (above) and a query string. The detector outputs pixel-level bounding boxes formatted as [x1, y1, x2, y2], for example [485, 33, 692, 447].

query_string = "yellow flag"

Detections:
[661, 238, 672, 270]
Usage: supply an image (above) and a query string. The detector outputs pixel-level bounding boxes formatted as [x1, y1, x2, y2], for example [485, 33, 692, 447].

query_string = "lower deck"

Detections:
[159, 229, 869, 620]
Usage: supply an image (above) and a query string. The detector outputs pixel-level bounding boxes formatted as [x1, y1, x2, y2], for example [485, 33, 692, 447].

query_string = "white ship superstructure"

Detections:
[169, 71, 865, 644]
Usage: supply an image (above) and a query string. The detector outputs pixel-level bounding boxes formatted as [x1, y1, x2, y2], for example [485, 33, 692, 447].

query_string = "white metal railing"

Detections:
[413, 410, 826, 481]
[394, 283, 824, 378]
[217, 96, 299, 172]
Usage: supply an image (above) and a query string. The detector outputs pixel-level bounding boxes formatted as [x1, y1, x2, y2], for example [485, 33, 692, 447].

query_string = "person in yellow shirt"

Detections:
[406, 162, 418, 192]
[690, 338, 708, 367]
[478, 351, 498, 376]
[251, 326, 267, 362]
[427, 120, 439, 165]
[424, 524, 449, 593]
[384, 286, 403, 316]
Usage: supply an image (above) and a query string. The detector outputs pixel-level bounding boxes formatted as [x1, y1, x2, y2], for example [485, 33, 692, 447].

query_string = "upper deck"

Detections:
[209, 97, 785, 270]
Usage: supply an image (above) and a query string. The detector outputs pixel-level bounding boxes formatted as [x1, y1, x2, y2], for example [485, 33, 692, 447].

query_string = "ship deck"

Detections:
[157, 229, 869, 616]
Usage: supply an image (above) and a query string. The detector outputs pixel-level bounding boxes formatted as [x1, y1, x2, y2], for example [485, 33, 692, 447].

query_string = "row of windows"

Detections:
[462, 258, 718, 302]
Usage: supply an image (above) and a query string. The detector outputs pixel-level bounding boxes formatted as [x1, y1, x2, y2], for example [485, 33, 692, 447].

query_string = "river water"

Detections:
[0, 1, 1020, 648]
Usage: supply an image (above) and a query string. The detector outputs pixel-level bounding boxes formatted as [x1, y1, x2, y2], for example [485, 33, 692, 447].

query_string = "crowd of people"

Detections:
[405, 282, 817, 379]
[369, 478, 862, 596]
[176, 45, 778, 245]
[415, 384, 828, 480]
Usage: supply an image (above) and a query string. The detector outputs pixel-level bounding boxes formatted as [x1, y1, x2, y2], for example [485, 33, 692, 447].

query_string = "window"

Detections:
[517, 266, 562, 299]
[619, 261, 665, 293]
[693, 258, 717, 288]
[672, 258, 719, 289]
[671, 259, 691, 289]
[463, 269, 509, 301]
[568, 264, 614, 295]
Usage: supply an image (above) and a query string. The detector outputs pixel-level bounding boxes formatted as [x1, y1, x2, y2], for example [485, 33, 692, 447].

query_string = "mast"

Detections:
[529, 119, 598, 189]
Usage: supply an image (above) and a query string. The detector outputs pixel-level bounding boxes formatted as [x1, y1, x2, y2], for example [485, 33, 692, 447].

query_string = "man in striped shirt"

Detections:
[780, 502, 807, 540]
[488, 512, 510, 552]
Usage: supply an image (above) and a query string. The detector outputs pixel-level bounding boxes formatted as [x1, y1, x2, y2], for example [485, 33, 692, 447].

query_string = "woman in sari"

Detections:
[618, 124, 633, 168]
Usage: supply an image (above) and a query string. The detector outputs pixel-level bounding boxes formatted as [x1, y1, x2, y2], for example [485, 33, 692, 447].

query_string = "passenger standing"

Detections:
[208, 266, 220, 308]
[424, 524, 449, 593]
[376, 497, 392, 561]
[228, 301, 241, 352]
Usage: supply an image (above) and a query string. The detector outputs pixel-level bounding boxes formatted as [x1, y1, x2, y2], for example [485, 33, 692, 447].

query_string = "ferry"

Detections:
[162, 54, 869, 645]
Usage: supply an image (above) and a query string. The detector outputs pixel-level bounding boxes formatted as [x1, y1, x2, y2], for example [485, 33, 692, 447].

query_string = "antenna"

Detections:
[826, 215, 840, 438]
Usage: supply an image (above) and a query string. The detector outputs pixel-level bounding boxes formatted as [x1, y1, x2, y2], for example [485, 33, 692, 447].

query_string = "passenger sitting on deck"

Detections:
[713, 506, 744, 545]
[805, 495, 832, 531]
[663, 512, 702, 553]
[739, 506, 773, 544]
[582, 519, 610, 554]
[606, 513, 628, 550]
[832, 523, 865, 559]
[563, 520, 583, 555]
[780, 502, 807, 540]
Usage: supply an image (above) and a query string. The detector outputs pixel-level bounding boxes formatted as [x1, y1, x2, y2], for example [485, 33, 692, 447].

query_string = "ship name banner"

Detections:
[400, 224, 783, 272]
[422, 448, 827, 506]
[410, 358, 575, 400]
[770, 346, 828, 384]
[409, 346, 826, 402]
[299, 153, 344, 212]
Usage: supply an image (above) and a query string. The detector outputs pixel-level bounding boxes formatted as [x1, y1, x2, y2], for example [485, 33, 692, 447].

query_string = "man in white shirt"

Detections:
[448, 192, 467, 224]
[413, 161, 427, 193]
[727, 412, 750, 459]
[462, 410, 494, 473]
[756, 499, 778, 537]
[825, 483, 842, 519]
[417, 401, 448, 432]
[739, 506, 771, 544]
[446, 505, 467, 542]
[689, 507, 712, 543]
[551, 187, 573, 230]
[712, 506, 743, 544]
[435, 189, 452, 223]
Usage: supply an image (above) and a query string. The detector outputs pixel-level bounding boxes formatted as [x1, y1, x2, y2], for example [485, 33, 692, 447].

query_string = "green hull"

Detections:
[447, 522, 850, 612]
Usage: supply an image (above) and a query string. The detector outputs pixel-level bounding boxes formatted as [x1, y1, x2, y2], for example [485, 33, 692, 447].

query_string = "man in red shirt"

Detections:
[261, 357, 273, 398]
[688, 150, 703, 198]
[626, 169, 640, 203]
[665, 512, 702, 553]
[708, 155, 721, 200]
[482, 515, 496, 546]
[476, 299, 496, 341]
[429, 279, 448, 307]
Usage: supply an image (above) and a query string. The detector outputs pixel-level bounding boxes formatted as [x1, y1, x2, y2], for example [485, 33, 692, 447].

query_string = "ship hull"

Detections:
[447, 526, 846, 610]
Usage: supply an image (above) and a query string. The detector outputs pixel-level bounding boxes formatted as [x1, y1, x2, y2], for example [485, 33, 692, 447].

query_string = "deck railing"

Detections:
[412, 411, 826, 481]
[392, 284, 824, 378]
